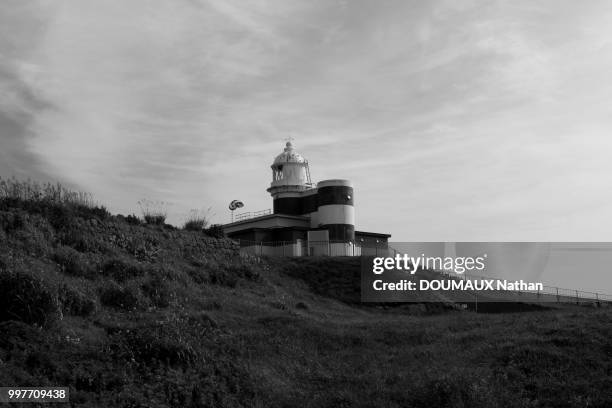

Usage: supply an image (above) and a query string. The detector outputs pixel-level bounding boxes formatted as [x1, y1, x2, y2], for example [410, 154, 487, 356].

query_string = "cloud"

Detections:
[0, 0, 611, 240]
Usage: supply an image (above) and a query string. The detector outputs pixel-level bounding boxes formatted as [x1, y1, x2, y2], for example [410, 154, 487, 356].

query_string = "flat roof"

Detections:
[226, 225, 311, 234]
[224, 213, 309, 228]
[355, 230, 392, 238]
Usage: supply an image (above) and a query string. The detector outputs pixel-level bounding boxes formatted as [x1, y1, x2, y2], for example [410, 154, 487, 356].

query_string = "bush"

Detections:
[123, 326, 200, 366]
[184, 219, 205, 231]
[141, 275, 174, 308]
[99, 282, 141, 311]
[195, 261, 259, 287]
[59, 228, 98, 253]
[0, 320, 46, 351]
[183, 208, 214, 231]
[58, 285, 97, 316]
[0, 211, 25, 233]
[52, 246, 97, 278]
[225, 262, 259, 281]
[204, 224, 225, 238]
[138, 199, 167, 225]
[125, 214, 141, 225]
[208, 266, 238, 288]
[144, 214, 166, 225]
[101, 257, 146, 282]
[0, 271, 61, 327]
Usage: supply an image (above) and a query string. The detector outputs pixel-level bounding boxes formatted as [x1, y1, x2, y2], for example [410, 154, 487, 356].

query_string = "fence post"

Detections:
[556, 287, 559, 303]
[575, 290, 579, 305]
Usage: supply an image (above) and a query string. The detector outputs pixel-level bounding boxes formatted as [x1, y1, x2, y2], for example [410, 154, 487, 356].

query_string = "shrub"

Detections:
[75, 205, 110, 220]
[144, 214, 166, 225]
[125, 214, 141, 225]
[184, 219, 205, 231]
[101, 257, 146, 282]
[141, 275, 174, 308]
[0, 320, 46, 351]
[183, 208, 214, 231]
[204, 224, 225, 238]
[187, 312, 218, 329]
[0, 270, 61, 327]
[99, 282, 141, 311]
[225, 262, 259, 281]
[59, 228, 98, 253]
[58, 285, 96, 317]
[208, 265, 238, 288]
[0, 211, 25, 233]
[270, 301, 286, 310]
[196, 261, 259, 287]
[123, 326, 200, 367]
[137, 199, 167, 225]
[52, 246, 97, 278]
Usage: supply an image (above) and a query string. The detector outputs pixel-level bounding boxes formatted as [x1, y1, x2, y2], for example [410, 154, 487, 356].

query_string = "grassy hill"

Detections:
[1, 185, 611, 407]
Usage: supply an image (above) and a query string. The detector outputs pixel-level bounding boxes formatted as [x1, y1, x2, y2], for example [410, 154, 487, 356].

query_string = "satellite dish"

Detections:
[229, 200, 244, 211]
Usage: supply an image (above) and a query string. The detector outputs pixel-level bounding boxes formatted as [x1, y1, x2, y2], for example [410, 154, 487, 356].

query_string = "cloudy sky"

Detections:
[1, 0, 612, 241]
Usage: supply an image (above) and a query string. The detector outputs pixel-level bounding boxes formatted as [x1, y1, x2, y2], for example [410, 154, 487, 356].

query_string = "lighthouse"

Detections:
[267, 141, 313, 212]
[266, 142, 355, 241]
[223, 141, 389, 255]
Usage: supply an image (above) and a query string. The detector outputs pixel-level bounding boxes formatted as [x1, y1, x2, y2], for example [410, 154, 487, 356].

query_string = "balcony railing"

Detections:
[234, 209, 272, 222]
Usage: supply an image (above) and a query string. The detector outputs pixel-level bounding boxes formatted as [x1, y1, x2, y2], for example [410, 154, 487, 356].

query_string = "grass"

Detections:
[183, 207, 214, 231]
[0, 181, 611, 407]
[0, 177, 98, 208]
[137, 199, 168, 225]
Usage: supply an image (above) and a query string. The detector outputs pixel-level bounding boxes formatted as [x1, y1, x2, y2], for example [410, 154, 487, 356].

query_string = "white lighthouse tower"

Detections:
[267, 141, 312, 201]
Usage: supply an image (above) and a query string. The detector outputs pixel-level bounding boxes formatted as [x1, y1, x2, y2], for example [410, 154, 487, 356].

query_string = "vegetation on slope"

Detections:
[0, 179, 611, 407]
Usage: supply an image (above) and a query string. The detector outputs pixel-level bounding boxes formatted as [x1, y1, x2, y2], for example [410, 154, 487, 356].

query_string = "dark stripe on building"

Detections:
[320, 223, 355, 241]
[274, 187, 352, 216]
[317, 186, 354, 207]
[273, 197, 303, 215]
[302, 193, 318, 213]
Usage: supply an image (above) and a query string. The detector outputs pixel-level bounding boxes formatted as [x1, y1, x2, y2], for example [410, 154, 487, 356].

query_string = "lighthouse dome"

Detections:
[273, 142, 306, 165]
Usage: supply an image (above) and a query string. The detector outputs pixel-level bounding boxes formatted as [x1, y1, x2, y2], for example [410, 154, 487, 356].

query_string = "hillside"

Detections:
[1, 195, 611, 407]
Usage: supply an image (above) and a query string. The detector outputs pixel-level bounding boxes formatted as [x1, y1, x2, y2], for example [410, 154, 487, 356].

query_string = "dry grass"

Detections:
[182, 207, 214, 231]
[137, 199, 168, 225]
[0, 176, 97, 208]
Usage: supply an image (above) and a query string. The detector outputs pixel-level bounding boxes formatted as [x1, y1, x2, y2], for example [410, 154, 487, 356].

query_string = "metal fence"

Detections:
[237, 239, 394, 257]
[234, 209, 272, 222]
[437, 269, 612, 304]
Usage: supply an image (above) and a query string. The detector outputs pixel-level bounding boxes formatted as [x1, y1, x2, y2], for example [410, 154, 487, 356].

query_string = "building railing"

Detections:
[234, 209, 272, 222]
[237, 239, 392, 257]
